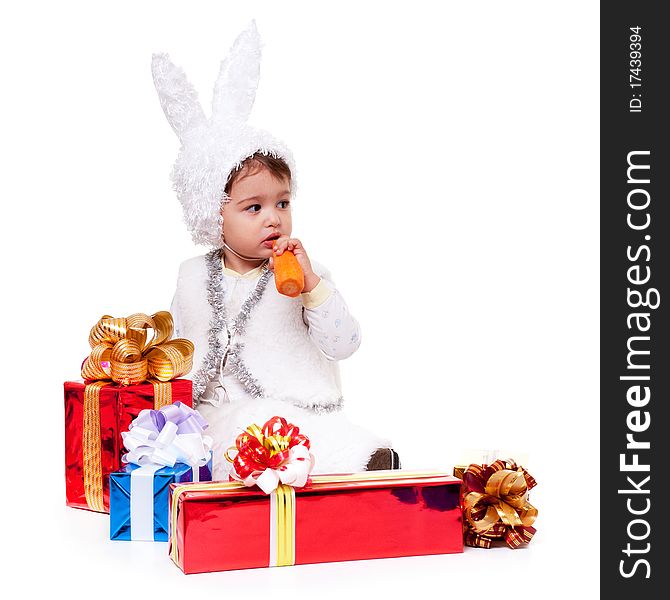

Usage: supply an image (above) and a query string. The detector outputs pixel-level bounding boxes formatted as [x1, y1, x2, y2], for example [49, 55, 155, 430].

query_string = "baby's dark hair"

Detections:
[224, 152, 291, 196]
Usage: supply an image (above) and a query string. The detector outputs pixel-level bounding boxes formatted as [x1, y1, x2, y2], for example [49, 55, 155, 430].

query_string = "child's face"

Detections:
[222, 165, 292, 257]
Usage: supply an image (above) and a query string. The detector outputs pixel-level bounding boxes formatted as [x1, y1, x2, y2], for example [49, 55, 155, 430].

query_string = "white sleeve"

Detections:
[302, 283, 362, 361]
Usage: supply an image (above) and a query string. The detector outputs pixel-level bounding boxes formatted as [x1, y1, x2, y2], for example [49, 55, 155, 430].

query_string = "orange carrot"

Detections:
[273, 249, 305, 297]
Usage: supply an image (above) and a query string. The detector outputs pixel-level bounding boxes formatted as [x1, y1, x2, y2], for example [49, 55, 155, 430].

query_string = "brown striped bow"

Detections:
[79, 311, 194, 512]
[459, 459, 538, 549]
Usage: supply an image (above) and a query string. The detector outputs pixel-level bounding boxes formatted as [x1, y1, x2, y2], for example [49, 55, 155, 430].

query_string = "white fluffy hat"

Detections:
[152, 20, 296, 248]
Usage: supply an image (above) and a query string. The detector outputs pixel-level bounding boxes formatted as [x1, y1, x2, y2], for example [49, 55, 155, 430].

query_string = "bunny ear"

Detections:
[152, 53, 207, 141]
[211, 20, 262, 125]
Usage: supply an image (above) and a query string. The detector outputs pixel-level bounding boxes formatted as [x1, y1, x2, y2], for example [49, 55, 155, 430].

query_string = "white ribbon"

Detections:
[122, 410, 212, 541]
[236, 445, 315, 495]
[128, 461, 205, 541]
[130, 464, 161, 541]
[122, 422, 213, 469]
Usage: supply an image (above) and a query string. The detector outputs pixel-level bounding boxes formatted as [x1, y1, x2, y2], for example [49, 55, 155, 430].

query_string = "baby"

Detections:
[154, 22, 394, 479]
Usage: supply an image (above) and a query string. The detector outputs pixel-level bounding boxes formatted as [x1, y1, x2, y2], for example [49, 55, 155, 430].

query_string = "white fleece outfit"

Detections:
[171, 252, 390, 480]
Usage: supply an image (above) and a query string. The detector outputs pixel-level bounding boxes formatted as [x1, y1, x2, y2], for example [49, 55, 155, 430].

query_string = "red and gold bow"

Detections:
[79, 311, 194, 511]
[458, 459, 538, 549]
[225, 416, 311, 482]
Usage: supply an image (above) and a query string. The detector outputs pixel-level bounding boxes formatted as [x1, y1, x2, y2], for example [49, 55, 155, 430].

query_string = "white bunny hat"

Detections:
[152, 20, 296, 248]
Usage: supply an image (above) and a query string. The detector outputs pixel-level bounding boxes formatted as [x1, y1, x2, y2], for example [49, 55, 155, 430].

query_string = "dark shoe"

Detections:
[365, 448, 401, 471]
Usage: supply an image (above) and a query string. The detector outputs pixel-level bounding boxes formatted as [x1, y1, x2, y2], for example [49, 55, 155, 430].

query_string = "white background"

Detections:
[1, 1, 599, 597]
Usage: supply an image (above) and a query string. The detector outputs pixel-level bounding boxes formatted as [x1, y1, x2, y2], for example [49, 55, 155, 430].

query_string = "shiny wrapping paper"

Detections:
[64, 379, 192, 513]
[110, 460, 212, 541]
[169, 471, 463, 574]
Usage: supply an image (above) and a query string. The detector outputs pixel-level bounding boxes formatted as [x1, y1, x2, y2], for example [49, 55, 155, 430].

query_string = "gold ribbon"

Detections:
[274, 484, 295, 567]
[80, 311, 194, 511]
[169, 482, 297, 569]
[82, 381, 107, 512]
[168, 471, 449, 569]
[457, 460, 538, 548]
[463, 469, 537, 533]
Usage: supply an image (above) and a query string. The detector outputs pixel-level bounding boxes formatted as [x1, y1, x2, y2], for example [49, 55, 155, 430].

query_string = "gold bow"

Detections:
[459, 459, 538, 549]
[81, 311, 193, 385]
[80, 311, 194, 512]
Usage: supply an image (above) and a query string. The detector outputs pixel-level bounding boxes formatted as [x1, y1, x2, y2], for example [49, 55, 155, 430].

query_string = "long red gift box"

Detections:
[64, 379, 192, 513]
[169, 471, 463, 574]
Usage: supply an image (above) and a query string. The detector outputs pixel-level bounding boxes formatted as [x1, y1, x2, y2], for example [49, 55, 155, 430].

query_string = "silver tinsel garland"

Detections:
[226, 344, 265, 398]
[294, 396, 344, 415]
[191, 248, 271, 405]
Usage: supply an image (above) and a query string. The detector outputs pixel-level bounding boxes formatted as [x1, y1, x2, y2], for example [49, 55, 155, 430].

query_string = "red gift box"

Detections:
[64, 379, 192, 513]
[169, 471, 463, 574]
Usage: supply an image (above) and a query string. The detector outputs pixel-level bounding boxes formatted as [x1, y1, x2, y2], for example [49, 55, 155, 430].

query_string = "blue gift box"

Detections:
[110, 460, 212, 541]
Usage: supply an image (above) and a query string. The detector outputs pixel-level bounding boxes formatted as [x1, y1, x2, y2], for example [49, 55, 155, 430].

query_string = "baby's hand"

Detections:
[269, 236, 321, 292]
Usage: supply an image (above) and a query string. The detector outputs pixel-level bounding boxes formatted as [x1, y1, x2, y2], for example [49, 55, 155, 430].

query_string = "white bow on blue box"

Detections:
[110, 402, 213, 541]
